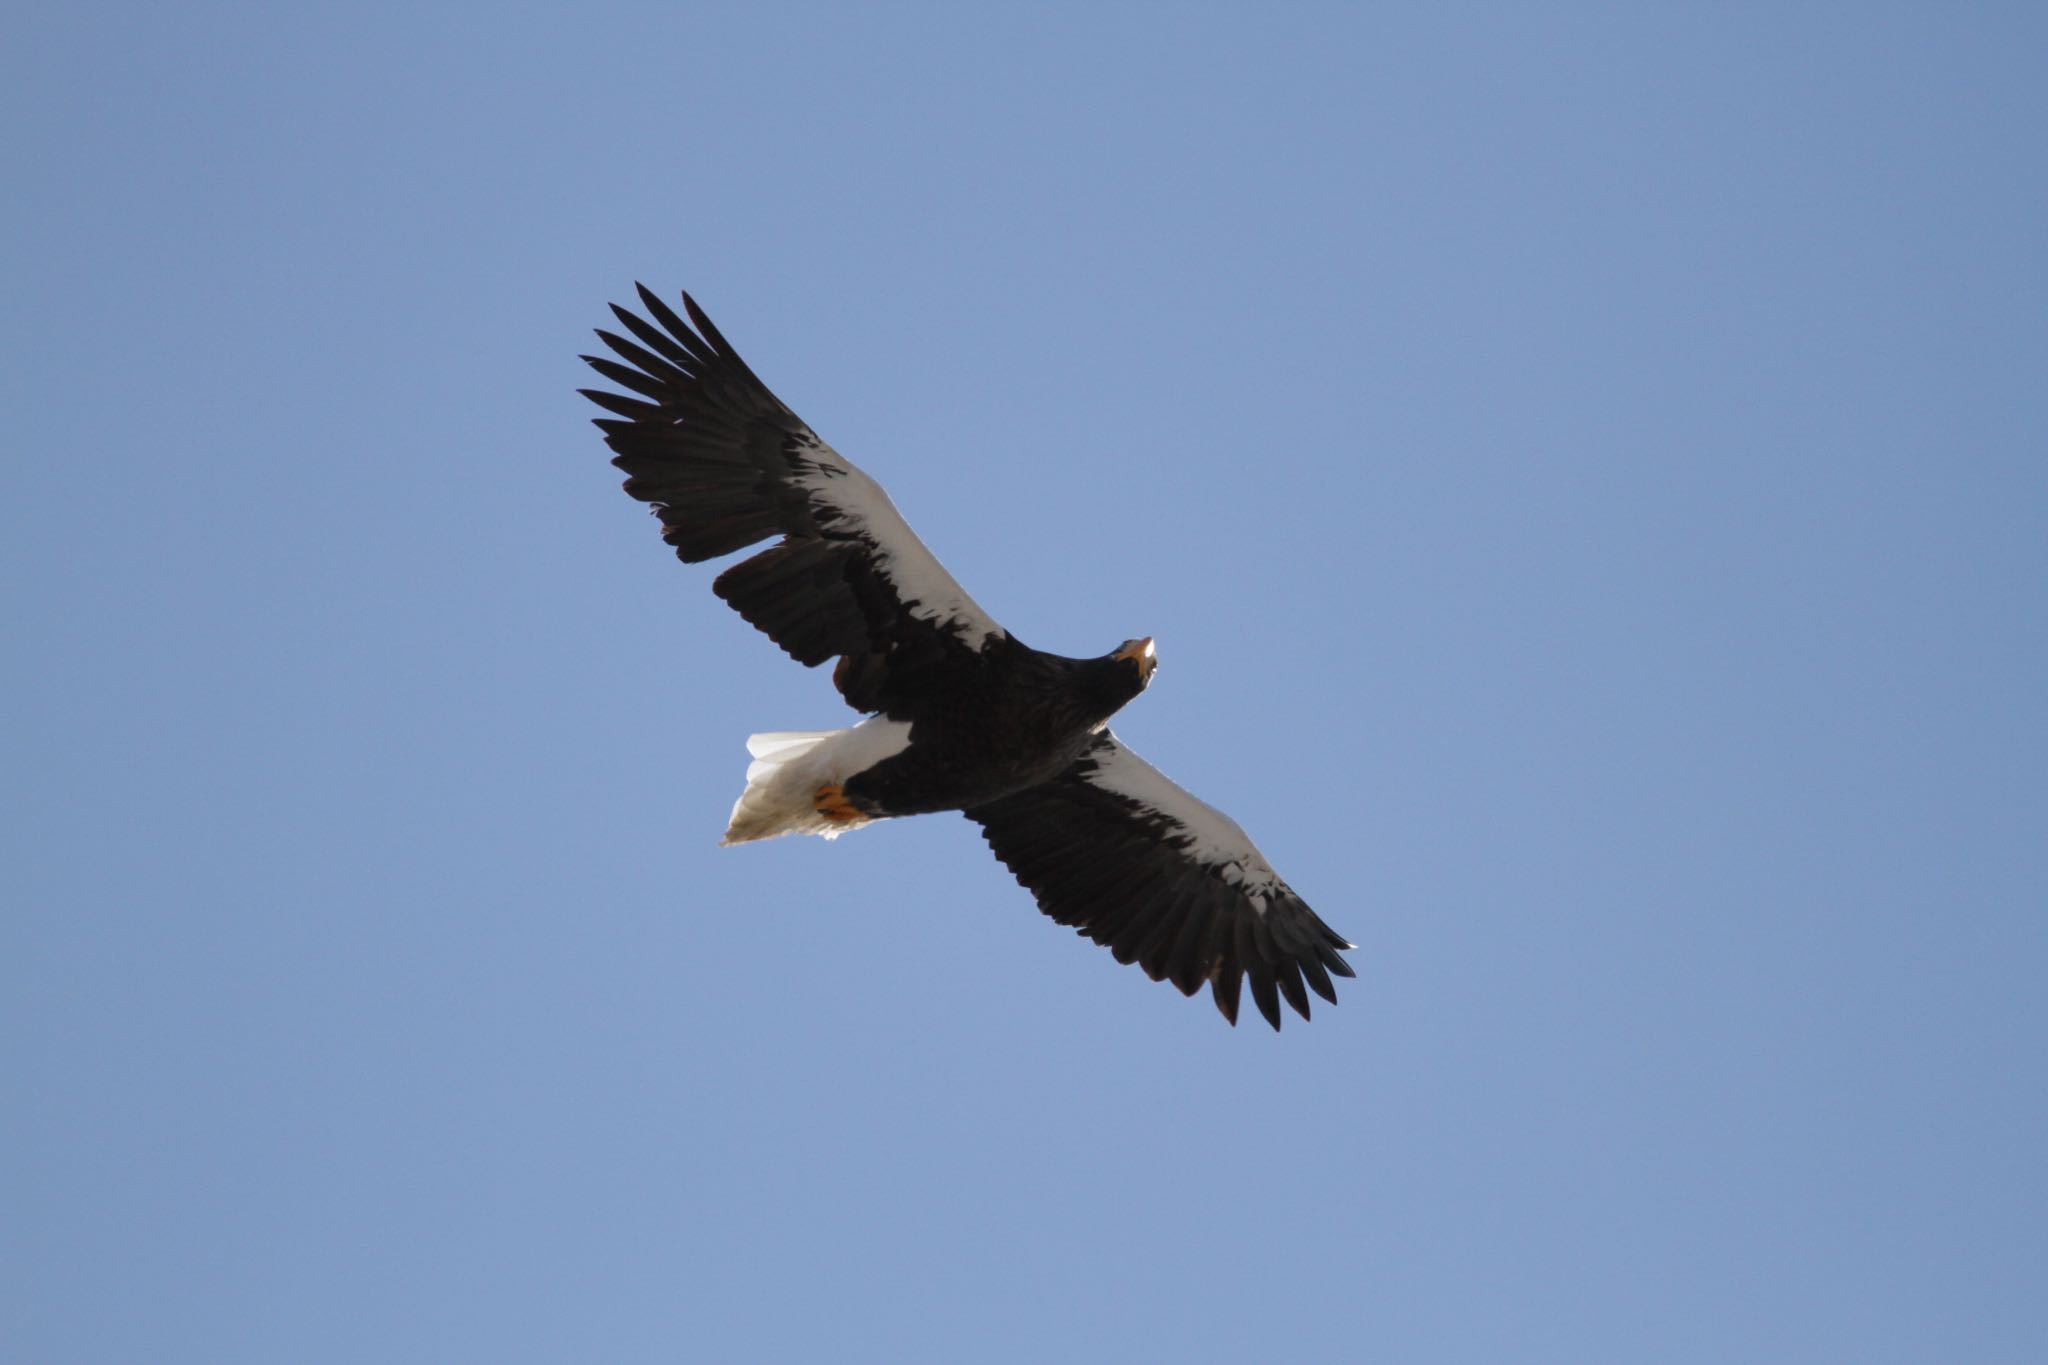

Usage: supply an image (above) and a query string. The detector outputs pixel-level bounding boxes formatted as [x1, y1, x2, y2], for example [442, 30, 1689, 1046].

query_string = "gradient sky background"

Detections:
[7, 5, 2046, 1362]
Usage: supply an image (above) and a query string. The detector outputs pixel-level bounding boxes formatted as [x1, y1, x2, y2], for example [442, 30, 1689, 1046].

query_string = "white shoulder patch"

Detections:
[1081, 733, 1287, 896]
[789, 435, 1005, 647]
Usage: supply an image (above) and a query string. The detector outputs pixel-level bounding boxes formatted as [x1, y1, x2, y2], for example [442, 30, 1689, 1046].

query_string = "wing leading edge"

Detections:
[580, 286, 1005, 713]
[967, 732, 1355, 1029]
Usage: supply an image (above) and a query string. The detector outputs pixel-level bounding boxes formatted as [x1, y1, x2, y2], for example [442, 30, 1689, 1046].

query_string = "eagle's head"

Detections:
[1111, 636, 1158, 690]
[1066, 637, 1159, 727]
[1094, 635, 1158, 711]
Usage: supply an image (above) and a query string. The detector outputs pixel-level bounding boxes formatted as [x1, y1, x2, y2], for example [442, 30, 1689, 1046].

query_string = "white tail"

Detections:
[721, 717, 914, 845]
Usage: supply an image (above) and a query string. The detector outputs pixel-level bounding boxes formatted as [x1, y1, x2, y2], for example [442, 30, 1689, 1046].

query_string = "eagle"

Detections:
[580, 287, 1356, 1029]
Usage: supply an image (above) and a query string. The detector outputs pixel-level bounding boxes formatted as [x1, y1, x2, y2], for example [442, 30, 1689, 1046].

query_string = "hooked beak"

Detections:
[1113, 636, 1157, 685]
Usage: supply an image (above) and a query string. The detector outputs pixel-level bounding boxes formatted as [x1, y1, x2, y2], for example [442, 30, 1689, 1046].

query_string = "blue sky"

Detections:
[6, 4, 2045, 1361]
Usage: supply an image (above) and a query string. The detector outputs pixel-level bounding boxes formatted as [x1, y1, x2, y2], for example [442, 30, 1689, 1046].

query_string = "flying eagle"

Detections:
[580, 287, 1355, 1028]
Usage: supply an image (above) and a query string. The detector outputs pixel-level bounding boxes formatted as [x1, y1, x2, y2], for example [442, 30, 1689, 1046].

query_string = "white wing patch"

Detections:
[789, 434, 1005, 647]
[1081, 733, 1288, 903]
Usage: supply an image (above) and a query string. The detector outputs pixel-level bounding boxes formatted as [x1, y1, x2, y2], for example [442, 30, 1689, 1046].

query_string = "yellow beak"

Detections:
[1113, 636, 1157, 683]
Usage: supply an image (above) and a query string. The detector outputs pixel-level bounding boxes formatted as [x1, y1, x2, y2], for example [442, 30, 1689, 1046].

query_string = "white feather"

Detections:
[722, 717, 914, 846]
[788, 434, 1005, 646]
[1084, 733, 1287, 901]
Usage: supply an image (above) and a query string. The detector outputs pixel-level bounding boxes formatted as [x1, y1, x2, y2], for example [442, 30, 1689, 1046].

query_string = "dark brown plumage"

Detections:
[582, 286, 1354, 1028]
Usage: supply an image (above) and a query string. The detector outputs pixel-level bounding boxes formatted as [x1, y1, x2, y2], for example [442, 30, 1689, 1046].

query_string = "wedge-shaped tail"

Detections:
[721, 718, 912, 845]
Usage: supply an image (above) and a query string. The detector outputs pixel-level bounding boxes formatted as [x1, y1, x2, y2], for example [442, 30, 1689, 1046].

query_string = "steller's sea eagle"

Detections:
[580, 287, 1355, 1029]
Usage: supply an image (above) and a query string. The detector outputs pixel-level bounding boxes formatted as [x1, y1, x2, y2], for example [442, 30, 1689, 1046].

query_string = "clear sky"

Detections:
[6, 4, 2046, 1362]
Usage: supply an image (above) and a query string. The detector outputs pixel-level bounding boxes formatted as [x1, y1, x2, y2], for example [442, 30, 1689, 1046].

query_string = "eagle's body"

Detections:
[724, 642, 1143, 844]
[830, 648, 1138, 820]
[581, 287, 1354, 1028]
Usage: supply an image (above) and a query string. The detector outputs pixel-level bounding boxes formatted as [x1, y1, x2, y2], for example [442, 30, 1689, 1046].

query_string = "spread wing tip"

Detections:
[969, 739, 1357, 1032]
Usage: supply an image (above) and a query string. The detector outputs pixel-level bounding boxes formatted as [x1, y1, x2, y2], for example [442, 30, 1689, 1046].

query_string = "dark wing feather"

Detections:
[967, 732, 1355, 1029]
[580, 285, 1007, 713]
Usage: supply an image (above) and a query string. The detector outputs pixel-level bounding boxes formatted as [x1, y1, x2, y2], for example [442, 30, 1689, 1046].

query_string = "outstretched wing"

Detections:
[580, 286, 1007, 713]
[966, 732, 1355, 1029]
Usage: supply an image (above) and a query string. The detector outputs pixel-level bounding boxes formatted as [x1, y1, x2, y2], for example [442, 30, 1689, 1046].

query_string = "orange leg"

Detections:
[813, 783, 864, 824]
